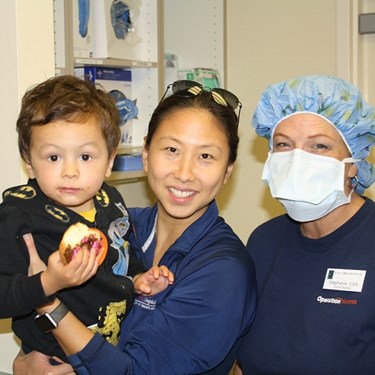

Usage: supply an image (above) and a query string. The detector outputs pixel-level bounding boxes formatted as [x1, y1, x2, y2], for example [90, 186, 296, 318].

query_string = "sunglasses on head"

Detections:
[160, 80, 242, 124]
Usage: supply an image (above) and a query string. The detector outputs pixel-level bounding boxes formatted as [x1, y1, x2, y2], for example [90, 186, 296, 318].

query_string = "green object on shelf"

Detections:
[178, 68, 221, 89]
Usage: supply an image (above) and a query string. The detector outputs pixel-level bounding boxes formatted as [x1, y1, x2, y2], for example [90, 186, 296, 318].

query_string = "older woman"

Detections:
[236, 75, 375, 374]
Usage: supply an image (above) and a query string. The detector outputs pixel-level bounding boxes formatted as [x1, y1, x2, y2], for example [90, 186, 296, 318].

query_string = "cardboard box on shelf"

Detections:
[75, 66, 139, 144]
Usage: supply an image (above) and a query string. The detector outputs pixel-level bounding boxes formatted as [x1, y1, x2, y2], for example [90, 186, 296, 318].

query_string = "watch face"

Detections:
[35, 314, 57, 334]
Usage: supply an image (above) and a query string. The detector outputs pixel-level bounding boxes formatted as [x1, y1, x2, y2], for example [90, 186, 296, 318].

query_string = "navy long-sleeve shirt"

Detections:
[69, 201, 257, 374]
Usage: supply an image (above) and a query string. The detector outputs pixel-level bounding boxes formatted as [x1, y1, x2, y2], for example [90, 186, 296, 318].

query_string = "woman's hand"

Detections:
[13, 349, 75, 375]
[134, 265, 174, 295]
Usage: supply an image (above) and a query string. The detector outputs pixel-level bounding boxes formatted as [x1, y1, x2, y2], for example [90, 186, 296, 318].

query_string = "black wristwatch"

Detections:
[34, 301, 69, 334]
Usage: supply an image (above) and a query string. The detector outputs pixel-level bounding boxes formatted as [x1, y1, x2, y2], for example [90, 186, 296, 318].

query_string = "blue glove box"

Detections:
[112, 154, 143, 171]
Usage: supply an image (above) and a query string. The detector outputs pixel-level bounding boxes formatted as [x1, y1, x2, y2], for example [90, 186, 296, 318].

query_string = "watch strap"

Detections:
[48, 301, 69, 324]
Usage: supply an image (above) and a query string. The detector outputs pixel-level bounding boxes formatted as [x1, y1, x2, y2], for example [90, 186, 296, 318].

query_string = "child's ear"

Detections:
[25, 162, 36, 179]
[105, 152, 116, 178]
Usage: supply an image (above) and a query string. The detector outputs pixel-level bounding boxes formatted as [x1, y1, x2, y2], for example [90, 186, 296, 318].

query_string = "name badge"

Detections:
[323, 268, 366, 293]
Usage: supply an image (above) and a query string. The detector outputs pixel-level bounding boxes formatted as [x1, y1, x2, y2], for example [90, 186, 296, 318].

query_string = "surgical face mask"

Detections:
[262, 149, 357, 222]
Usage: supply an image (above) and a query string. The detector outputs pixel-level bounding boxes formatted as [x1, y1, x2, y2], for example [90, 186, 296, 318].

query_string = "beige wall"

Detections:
[0, 1, 55, 372]
[0, 1, 55, 197]
[359, 0, 375, 102]
[221, 0, 338, 242]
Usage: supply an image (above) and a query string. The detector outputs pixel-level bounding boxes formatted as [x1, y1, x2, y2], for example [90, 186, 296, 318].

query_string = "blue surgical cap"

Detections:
[252, 75, 375, 194]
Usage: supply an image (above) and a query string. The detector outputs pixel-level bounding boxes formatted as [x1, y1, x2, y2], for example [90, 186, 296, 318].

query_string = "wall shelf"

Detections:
[106, 170, 146, 183]
[75, 58, 158, 69]
[117, 145, 143, 155]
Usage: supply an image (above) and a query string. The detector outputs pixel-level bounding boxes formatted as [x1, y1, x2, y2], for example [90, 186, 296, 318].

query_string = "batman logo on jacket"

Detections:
[5, 186, 36, 200]
[96, 189, 110, 207]
[45, 204, 70, 223]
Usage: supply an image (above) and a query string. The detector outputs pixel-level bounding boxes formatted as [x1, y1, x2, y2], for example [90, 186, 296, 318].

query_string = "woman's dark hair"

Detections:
[17, 74, 121, 163]
[144, 90, 239, 164]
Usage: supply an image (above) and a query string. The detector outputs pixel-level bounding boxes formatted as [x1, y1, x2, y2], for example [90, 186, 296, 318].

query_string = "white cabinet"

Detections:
[54, 0, 164, 182]
[53, 0, 225, 185]
[163, 0, 225, 86]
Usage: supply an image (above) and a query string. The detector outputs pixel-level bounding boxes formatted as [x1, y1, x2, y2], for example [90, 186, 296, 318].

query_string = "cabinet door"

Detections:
[164, 0, 225, 87]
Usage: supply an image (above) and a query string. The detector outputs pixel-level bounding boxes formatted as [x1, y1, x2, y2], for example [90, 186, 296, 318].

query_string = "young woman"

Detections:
[14, 80, 257, 375]
[236, 75, 375, 374]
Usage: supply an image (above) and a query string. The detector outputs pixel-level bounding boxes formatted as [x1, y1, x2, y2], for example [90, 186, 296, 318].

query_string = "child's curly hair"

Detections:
[17, 74, 121, 163]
